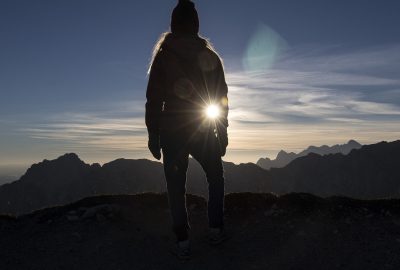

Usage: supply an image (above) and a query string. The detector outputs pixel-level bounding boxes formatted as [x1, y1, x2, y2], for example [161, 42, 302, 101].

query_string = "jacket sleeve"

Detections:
[145, 51, 165, 135]
[216, 59, 229, 128]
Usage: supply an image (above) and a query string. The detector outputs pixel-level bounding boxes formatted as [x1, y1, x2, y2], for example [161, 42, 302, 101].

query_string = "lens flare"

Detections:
[243, 24, 288, 72]
[206, 104, 220, 119]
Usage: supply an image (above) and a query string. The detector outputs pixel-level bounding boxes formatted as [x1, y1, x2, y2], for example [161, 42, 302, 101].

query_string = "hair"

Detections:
[147, 32, 223, 75]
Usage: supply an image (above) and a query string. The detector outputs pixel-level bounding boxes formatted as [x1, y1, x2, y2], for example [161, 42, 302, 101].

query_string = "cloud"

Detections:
[16, 45, 400, 163]
[19, 102, 148, 154]
[225, 44, 400, 156]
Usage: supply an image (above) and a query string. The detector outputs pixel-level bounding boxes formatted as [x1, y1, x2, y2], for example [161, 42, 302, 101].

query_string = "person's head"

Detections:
[170, 0, 199, 36]
[148, 0, 223, 74]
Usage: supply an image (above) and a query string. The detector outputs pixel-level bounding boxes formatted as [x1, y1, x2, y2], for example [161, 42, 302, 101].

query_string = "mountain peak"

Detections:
[56, 153, 82, 162]
[348, 139, 361, 146]
[257, 140, 363, 170]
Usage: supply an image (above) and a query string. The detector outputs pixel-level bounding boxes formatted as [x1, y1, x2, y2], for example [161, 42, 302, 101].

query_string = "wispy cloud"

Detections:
[21, 112, 147, 150]
[14, 101, 149, 164]
[225, 44, 400, 158]
[15, 45, 400, 163]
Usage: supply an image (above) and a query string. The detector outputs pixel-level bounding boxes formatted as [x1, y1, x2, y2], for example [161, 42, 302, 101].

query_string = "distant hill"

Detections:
[0, 140, 399, 215]
[257, 140, 362, 170]
[2, 192, 400, 270]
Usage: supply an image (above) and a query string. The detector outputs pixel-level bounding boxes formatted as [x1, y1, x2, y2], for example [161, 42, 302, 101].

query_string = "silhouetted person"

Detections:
[145, 0, 229, 259]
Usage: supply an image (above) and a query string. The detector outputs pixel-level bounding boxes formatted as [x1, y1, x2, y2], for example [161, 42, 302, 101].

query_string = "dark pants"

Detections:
[161, 130, 225, 241]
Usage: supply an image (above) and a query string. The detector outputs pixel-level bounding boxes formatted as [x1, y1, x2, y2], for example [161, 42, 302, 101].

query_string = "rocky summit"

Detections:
[1, 192, 400, 270]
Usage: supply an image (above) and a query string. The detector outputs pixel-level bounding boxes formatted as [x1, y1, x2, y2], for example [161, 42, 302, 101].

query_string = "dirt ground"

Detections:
[1, 193, 400, 270]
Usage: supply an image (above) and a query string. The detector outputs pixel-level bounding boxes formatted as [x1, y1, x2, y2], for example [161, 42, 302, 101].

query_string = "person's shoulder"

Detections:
[203, 45, 220, 59]
[203, 45, 223, 66]
[151, 48, 169, 70]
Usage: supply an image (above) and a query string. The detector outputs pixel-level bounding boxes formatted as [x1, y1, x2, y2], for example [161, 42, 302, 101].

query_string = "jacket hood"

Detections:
[161, 34, 207, 60]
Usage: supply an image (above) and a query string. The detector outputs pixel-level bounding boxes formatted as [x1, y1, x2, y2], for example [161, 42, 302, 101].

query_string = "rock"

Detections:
[96, 213, 106, 222]
[67, 215, 79, 222]
[264, 209, 274, 217]
[297, 230, 306, 237]
[392, 218, 400, 226]
[71, 232, 83, 242]
[81, 204, 120, 220]
[344, 217, 352, 224]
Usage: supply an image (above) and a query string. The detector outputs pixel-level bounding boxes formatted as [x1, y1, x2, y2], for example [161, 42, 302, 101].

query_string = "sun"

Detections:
[206, 104, 220, 119]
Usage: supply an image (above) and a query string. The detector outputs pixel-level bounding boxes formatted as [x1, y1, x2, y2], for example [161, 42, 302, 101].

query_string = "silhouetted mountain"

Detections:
[2, 192, 400, 270]
[257, 140, 362, 169]
[0, 154, 166, 215]
[269, 141, 400, 198]
[0, 140, 399, 215]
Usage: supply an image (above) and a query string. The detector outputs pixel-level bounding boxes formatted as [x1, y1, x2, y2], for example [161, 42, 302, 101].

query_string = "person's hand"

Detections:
[218, 127, 228, 157]
[148, 133, 161, 160]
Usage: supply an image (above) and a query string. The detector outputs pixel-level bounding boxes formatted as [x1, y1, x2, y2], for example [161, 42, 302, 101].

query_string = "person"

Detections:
[145, 0, 229, 259]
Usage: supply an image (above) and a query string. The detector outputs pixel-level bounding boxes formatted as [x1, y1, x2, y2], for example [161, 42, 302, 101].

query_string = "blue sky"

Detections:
[1, 0, 400, 167]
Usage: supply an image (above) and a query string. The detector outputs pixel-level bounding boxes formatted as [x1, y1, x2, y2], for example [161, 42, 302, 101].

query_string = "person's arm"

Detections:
[145, 52, 165, 136]
[215, 59, 229, 156]
[216, 61, 229, 129]
[145, 52, 165, 160]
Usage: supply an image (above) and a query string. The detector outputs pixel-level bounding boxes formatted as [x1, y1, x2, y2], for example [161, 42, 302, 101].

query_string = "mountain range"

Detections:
[257, 140, 362, 170]
[0, 140, 399, 215]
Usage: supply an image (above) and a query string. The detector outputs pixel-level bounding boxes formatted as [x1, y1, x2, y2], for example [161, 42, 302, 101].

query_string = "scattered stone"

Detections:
[344, 217, 352, 224]
[385, 210, 392, 217]
[81, 204, 120, 220]
[392, 218, 400, 226]
[297, 230, 306, 237]
[71, 232, 83, 242]
[96, 213, 106, 222]
[264, 209, 274, 217]
[67, 215, 79, 222]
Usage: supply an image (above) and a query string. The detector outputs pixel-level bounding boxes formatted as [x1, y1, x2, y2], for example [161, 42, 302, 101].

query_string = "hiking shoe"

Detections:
[208, 228, 230, 246]
[171, 239, 191, 260]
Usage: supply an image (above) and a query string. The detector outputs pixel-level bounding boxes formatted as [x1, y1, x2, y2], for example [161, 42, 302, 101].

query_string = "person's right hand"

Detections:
[218, 127, 228, 157]
[148, 133, 161, 160]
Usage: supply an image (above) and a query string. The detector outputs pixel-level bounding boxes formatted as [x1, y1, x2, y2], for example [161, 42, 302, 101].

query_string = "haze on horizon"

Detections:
[1, 0, 400, 167]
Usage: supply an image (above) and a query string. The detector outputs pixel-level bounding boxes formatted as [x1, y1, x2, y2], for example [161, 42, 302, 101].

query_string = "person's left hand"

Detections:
[148, 133, 161, 160]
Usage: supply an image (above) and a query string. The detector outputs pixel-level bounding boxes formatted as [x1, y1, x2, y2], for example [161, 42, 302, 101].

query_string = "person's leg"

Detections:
[161, 134, 190, 241]
[190, 131, 225, 229]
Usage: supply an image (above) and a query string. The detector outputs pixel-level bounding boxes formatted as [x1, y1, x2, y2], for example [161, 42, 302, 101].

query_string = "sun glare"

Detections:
[206, 104, 220, 119]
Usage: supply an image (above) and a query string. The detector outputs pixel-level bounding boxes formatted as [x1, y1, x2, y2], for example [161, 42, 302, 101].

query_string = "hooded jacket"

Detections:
[145, 34, 228, 137]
